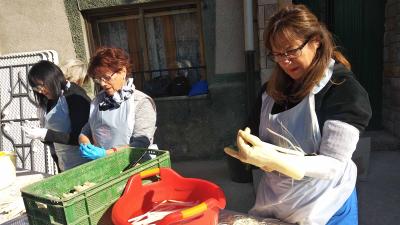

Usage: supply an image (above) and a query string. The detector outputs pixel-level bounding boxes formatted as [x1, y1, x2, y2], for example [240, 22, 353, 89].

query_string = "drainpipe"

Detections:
[244, 0, 256, 114]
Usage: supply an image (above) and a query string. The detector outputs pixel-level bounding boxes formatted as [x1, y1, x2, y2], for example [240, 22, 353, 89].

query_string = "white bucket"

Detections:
[0, 151, 16, 190]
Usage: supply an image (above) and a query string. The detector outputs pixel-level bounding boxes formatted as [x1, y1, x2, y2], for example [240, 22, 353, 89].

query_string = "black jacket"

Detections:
[247, 63, 372, 136]
[44, 83, 91, 145]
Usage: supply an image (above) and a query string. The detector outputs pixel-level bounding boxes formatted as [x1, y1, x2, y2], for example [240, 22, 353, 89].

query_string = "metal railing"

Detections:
[0, 51, 58, 174]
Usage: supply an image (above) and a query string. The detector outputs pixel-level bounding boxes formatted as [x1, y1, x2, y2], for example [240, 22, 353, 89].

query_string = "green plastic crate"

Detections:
[21, 148, 171, 225]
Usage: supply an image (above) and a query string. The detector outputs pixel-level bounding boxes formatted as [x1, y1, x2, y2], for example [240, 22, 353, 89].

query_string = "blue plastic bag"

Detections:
[188, 80, 208, 96]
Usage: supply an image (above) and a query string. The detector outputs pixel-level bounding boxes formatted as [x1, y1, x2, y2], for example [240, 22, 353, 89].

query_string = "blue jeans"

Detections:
[326, 189, 358, 225]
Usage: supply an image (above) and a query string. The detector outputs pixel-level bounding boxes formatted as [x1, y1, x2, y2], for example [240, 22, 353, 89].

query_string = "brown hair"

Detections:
[265, 4, 350, 103]
[87, 47, 132, 78]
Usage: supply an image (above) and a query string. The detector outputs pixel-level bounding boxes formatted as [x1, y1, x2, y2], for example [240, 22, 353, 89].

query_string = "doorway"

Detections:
[293, 0, 385, 129]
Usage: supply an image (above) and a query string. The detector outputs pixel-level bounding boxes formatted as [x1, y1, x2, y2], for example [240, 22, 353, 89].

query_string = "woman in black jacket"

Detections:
[23, 60, 91, 172]
[225, 4, 371, 225]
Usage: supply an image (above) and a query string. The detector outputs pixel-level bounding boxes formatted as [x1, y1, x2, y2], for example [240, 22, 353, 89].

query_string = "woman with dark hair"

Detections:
[23, 60, 91, 171]
[78, 47, 156, 160]
[225, 4, 371, 225]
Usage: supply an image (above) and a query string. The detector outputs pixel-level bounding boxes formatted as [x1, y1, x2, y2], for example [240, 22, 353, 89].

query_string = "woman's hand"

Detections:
[22, 126, 47, 141]
[80, 143, 106, 160]
[79, 134, 91, 145]
[224, 127, 306, 180]
[224, 128, 279, 168]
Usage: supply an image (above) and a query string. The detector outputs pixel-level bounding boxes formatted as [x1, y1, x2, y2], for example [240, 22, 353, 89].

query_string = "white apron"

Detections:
[89, 92, 135, 150]
[249, 60, 357, 225]
[45, 95, 89, 171]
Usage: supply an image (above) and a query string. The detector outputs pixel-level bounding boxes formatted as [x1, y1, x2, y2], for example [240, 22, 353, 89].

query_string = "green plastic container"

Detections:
[21, 148, 171, 225]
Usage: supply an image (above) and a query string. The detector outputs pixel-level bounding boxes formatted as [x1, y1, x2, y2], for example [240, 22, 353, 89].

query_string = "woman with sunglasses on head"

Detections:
[225, 4, 371, 225]
[78, 47, 156, 160]
[24, 60, 91, 172]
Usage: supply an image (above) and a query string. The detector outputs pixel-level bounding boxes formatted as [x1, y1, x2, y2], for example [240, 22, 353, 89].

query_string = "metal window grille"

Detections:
[0, 50, 59, 175]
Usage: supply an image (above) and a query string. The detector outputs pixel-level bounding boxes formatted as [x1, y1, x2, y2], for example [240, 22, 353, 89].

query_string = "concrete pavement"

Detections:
[172, 150, 400, 225]
[357, 151, 400, 225]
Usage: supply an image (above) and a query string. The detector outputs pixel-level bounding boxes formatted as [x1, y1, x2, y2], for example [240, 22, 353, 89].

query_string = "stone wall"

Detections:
[382, 0, 400, 137]
[155, 75, 248, 160]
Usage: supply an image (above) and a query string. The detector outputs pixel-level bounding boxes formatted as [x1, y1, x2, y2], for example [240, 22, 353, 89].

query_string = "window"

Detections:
[83, 1, 206, 98]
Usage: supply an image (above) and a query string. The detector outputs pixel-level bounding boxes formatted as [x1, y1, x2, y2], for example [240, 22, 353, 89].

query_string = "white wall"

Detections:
[0, 0, 76, 63]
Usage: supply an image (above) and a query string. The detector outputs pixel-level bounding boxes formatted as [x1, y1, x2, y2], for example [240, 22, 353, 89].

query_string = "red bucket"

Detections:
[112, 168, 226, 225]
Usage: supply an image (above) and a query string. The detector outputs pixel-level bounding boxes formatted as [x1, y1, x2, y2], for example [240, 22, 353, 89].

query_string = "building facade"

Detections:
[0, 0, 396, 165]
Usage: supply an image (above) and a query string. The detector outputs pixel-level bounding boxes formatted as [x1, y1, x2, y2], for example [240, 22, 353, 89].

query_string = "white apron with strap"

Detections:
[249, 60, 357, 225]
[44, 93, 89, 171]
[89, 86, 135, 150]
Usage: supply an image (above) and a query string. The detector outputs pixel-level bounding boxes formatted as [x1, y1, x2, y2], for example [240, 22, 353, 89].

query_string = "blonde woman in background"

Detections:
[61, 59, 95, 99]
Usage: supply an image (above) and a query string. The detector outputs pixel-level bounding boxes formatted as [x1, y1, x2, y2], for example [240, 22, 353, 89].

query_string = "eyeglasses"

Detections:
[93, 72, 118, 84]
[31, 85, 45, 93]
[267, 39, 310, 63]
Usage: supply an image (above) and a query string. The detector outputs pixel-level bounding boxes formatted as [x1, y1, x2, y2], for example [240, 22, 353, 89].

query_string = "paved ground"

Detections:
[172, 150, 400, 225]
[172, 157, 256, 213]
[357, 151, 400, 225]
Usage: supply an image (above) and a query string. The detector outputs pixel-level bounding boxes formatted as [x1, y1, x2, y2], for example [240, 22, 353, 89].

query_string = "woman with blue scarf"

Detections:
[79, 47, 156, 160]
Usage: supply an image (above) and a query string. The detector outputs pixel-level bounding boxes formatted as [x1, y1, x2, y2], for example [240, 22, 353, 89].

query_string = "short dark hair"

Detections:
[28, 60, 67, 108]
